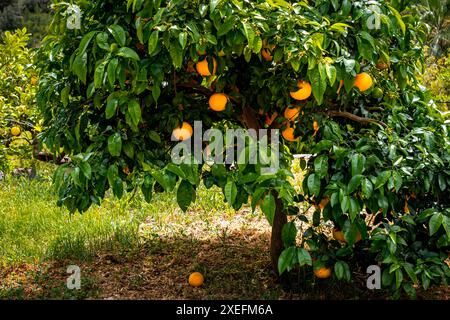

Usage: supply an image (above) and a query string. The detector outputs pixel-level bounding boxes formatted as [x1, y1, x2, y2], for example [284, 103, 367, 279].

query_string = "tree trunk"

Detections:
[270, 193, 287, 275]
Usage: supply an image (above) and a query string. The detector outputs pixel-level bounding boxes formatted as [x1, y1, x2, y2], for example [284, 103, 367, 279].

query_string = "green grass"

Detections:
[0, 173, 236, 267]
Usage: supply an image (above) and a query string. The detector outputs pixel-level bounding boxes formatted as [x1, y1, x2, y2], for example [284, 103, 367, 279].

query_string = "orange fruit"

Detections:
[318, 197, 329, 210]
[188, 272, 204, 287]
[333, 229, 346, 243]
[314, 267, 332, 279]
[333, 228, 362, 243]
[265, 112, 278, 126]
[284, 106, 301, 121]
[31, 76, 38, 86]
[337, 79, 344, 94]
[11, 126, 21, 136]
[313, 120, 319, 132]
[282, 126, 298, 142]
[354, 72, 373, 92]
[196, 57, 217, 77]
[209, 93, 228, 112]
[261, 48, 273, 62]
[290, 80, 312, 101]
[172, 122, 193, 141]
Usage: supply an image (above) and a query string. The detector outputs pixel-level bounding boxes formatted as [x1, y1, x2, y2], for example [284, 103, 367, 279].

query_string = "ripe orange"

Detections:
[318, 197, 329, 211]
[31, 76, 38, 86]
[196, 57, 217, 77]
[172, 122, 193, 141]
[209, 93, 228, 112]
[313, 120, 319, 132]
[337, 79, 344, 94]
[261, 48, 273, 62]
[290, 80, 312, 101]
[188, 272, 204, 287]
[333, 228, 362, 243]
[265, 112, 278, 126]
[333, 229, 346, 243]
[314, 267, 332, 279]
[354, 72, 373, 92]
[282, 126, 298, 142]
[284, 106, 301, 121]
[11, 126, 21, 136]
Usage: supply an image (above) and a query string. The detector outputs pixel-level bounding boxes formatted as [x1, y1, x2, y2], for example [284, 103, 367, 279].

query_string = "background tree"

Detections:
[36, 0, 449, 298]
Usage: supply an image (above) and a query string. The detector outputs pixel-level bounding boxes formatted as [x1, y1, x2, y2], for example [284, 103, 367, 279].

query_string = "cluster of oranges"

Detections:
[172, 47, 374, 143]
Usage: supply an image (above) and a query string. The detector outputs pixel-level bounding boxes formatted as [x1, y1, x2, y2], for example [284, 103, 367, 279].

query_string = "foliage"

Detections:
[0, 28, 40, 172]
[0, 0, 51, 45]
[36, 0, 449, 298]
[418, 49, 450, 110]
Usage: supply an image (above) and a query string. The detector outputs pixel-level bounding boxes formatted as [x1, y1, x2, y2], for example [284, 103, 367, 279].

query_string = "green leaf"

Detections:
[108, 24, 126, 47]
[260, 192, 276, 225]
[297, 248, 312, 267]
[361, 178, 373, 198]
[314, 155, 329, 179]
[224, 180, 237, 205]
[105, 98, 118, 119]
[78, 31, 97, 54]
[107, 58, 118, 86]
[242, 22, 255, 49]
[72, 52, 88, 84]
[278, 247, 296, 275]
[117, 47, 140, 61]
[217, 16, 235, 36]
[429, 213, 443, 236]
[94, 62, 106, 88]
[108, 132, 122, 157]
[148, 31, 159, 55]
[177, 180, 196, 212]
[128, 99, 142, 127]
[169, 41, 183, 68]
[307, 173, 321, 195]
[347, 174, 363, 194]
[325, 64, 337, 86]
[351, 154, 365, 176]
[309, 66, 326, 105]
[334, 261, 351, 281]
[282, 222, 297, 246]
[178, 32, 188, 49]
[388, 5, 406, 35]
[210, 0, 220, 12]
[79, 162, 91, 180]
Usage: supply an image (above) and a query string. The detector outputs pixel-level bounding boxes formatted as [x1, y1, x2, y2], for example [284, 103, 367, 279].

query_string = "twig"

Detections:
[326, 110, 387, 128]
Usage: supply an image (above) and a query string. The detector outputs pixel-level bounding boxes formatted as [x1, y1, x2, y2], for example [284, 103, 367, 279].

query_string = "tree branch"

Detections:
[326, 111, 387, 128]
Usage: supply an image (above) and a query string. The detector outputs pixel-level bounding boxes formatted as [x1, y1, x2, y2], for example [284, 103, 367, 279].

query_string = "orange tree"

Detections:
[0, 28, 41, 172]
[36, 0, 449, 297]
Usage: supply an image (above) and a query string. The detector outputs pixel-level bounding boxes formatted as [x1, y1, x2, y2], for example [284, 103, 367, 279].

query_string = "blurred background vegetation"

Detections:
[0, 0, 50, 46]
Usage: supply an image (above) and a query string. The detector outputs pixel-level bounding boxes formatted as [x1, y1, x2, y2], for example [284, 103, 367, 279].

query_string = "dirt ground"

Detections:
[1, 209, 448, 300]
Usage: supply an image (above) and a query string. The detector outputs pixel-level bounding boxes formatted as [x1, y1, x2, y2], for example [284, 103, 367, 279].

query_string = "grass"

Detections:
[0, 164, 448, 300]
[0, 170, 237, 267]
